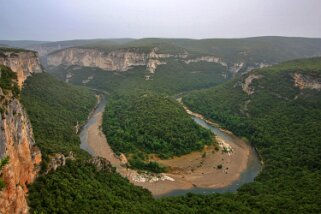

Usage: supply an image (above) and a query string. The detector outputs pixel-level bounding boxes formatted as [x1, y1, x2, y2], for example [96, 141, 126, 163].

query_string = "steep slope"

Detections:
[26, 57, 321, 213]
[0, 48, 42, 87]
[46, 46, 187, 73]
[182, 57, 321, 212]
[22, 73, 158, 213]
[21, 73, 96, 161]
[0, 65, 41, 214]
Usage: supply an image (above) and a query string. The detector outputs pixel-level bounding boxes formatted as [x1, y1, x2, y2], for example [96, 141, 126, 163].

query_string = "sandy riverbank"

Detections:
[81, 96, 252, 197]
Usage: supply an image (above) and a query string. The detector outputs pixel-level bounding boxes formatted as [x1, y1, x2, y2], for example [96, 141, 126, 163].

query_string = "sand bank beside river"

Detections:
[80, 96, 254, 197]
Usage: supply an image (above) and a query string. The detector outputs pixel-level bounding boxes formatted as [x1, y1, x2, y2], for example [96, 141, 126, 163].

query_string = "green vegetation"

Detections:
[0, 47, 36, 54]
[24, 37, 321, 212]
[21, 73, 96, 164]
[48, 60, 228, 95]
[50, 36, 321, 64]
[21, 73, 157, 212]
[0, 65, 20, 97]
[0, 156, 9, 168]
[135, 37, 321, 63]
[28, 159, 157, 213]
[0, 156, 9, 190]
[182, 57, 321, 212]
[103, 93, 213, 171]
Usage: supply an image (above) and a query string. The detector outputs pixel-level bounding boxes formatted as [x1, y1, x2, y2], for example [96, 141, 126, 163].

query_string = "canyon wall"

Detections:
[0, 97, 41, 214]
[0, 51, 42, 87]
[0, 53, 42, 214]
[47, 47, 268, 76]
[47, 48, 172, 73]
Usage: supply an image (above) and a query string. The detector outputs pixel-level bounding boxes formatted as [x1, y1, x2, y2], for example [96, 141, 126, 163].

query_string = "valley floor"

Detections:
[80, 95, 255, 197]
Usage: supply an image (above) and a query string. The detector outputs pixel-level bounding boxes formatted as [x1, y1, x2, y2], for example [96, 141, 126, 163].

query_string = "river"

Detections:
[80, 94, 262, 197]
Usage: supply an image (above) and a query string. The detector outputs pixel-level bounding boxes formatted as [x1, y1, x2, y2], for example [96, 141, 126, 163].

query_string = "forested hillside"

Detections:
[48, 60, 228, 95]
[22, 73, 96, 162]
[24, 57, 321, 213]
[182, 57, 321, 212]
[22, 74, 157, 213]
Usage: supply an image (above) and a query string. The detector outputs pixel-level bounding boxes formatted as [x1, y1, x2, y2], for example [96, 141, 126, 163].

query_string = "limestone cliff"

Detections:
[0, 96, 41, 213]
[0, 50, 42, 87]
[47, 48, 174, 73]
[183, 56, 223, 64]
[46, 47, 272, 77]
[0, 62, 42, 213]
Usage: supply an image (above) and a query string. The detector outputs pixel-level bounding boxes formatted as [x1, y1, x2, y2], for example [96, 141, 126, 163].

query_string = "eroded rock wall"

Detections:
[0, 51, 42, 87]
[0, 97, 41, 214]
[0, 52, 42, 214]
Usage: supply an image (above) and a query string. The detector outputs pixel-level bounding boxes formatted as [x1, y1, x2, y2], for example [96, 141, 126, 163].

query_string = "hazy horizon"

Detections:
[2, 35, 321, 43]
[1, 0, 321, 41]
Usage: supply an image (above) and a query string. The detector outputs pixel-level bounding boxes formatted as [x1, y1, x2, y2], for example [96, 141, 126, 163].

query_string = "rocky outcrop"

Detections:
[118, 153, 128, 165]
[293, 73, 321, 90]
[45, 152, 75, 174]
[47, 48, 170, 73]
[183, 56, 222, 64]
[229, 62, 244, 74]
[87, 156, 114, 172]
[0, 51, 42, 87]
[242, 74, 263, 95]
[46, 47, 274, 77]
[146, 59, 166, 73]
[0, 96, 41, 214]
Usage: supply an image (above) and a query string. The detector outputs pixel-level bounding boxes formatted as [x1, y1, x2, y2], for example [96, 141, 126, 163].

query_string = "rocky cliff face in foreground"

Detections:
[0, 50, 42, 87]
[0, 59, 42, 213]
[0, 98, 41, 214]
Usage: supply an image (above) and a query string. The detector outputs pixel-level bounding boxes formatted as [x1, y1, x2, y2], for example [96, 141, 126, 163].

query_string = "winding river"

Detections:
[80, 94, 262, 197]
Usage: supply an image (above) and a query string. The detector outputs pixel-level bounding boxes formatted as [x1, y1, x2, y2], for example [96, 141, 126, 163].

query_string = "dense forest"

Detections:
[48, 60, 228, 95]
[103, 93, 214, 172]
[24, 58, 321, 213]
[22, 73, 96, 164]
[0, 65, 19, 99]
[28, 159, 158, 213]
[182, 57, 321, 212]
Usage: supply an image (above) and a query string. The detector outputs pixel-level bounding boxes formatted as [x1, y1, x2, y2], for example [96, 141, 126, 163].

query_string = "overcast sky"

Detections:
[1, 0, 320, 41]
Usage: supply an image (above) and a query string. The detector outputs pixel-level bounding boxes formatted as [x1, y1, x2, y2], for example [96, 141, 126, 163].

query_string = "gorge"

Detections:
[0, 37, 320, 213]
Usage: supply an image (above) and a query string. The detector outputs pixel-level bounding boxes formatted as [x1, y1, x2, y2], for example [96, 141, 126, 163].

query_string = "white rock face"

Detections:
[47, 48, 170, 73]
[0, 51, 42, 87]
[293, 73, 321, 90]
[242, 74, 263, 95]
[47, 48, 145, 71]
[47, 47, 272, 77]
[147, 59, 166, 73]
[183, 56, 222, 64]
